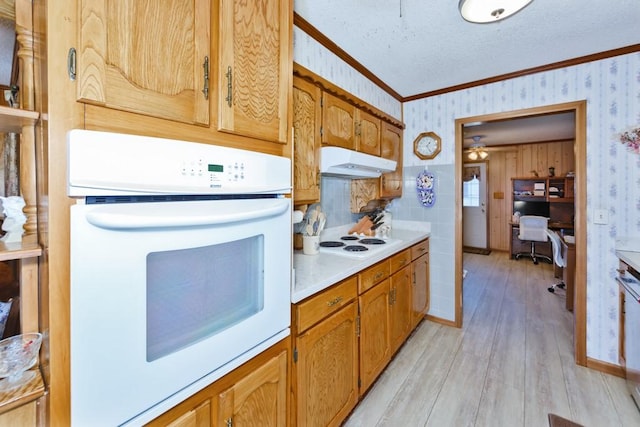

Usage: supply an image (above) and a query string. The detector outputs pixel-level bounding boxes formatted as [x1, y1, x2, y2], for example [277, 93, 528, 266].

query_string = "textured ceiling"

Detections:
[461, 112, 575, 148]
[295, 0, 640, 98]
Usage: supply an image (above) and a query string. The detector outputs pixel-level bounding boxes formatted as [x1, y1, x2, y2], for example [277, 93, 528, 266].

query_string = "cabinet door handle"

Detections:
[327, 296, 343, 307]
[202, 56, 209, 100]
[67, 48, 77, 81]
[226, 66, 233, 107]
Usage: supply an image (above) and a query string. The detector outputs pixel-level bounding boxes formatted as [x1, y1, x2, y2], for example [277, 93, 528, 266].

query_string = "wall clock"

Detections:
[413, 132, 441, 160]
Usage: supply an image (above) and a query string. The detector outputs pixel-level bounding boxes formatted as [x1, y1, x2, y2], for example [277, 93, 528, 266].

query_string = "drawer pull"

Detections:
[374, 272, 384, 280]
[327, 296, 343, 307]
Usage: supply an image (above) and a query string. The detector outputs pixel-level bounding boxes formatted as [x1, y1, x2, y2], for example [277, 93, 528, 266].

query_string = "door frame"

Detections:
[454, 100, 587, 366]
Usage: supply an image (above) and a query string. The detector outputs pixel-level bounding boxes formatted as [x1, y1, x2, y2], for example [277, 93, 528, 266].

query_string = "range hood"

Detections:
[320, 147, 397, 178]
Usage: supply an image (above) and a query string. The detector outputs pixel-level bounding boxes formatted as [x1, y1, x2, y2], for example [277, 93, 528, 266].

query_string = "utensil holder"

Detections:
[302, 235, 319, 255]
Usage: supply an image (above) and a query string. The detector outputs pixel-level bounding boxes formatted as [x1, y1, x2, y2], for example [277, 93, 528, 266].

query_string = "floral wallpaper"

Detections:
[294, 26, 640, 364]
[404, 53, 640, 364]
[293, 27, 402, 118]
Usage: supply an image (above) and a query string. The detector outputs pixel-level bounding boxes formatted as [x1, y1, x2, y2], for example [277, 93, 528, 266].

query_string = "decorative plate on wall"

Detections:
[416, 170, 436, 207]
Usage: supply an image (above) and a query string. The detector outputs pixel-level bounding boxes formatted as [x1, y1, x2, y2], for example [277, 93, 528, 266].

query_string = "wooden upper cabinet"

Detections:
[322, 92, 356, 150]
[218, 0, 291, 144]
[380, 122, 403, 199]
[77, 0, 211, 125]
[293, 77, 322, 204]
[356, 110, 381, 156]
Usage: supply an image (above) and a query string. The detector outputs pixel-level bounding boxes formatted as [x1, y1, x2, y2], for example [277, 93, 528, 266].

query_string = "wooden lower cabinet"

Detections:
[359, 279, 391, 393]
[293, 301, 359, 427]
[389, 265, 412, 354]
[217, 351, 287, 427]
[411, 239, 430, 328]
[291, 238, 430, 426]
[146, 339, 288, 427]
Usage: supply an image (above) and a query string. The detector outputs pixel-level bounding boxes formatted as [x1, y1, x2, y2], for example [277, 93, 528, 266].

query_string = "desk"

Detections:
[562, 235, 576, 311]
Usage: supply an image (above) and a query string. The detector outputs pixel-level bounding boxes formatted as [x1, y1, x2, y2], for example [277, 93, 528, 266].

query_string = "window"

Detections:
[463, 177, 480, 207]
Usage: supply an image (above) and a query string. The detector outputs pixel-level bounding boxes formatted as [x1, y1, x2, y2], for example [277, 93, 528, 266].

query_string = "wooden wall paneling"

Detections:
[487, 153, 504, 251]
[562, 140, 575, 174]
[516, 144, 527, 176]
[486, 150, 517, 251]
[547, 142, 563, 176]
[536, 143, 548, 176]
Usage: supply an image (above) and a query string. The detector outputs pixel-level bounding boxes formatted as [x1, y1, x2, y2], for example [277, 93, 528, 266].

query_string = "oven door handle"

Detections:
[83, 199, 290, 230]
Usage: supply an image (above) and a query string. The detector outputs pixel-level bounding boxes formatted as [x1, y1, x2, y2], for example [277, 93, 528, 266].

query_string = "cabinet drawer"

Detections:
[358, 260, 390, 294]
[389, 249, 411, 274]
[411, 239, 429, 260]
[296, 277, 358, 334]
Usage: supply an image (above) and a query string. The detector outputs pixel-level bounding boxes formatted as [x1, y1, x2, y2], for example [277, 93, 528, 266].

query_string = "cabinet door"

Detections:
[390, 265, 412, 354]
[359, 279, 391, 394]
[218, 0, 290, 144]
[165, 400, 211, 427]
[295, 302, 358, 427]
[356, 110, 381, 156]
[218, 350, 287, 427]
[380, 122, 403, 198]
[293, 77, 322, 204]
[321, 92, 356, 150]
[412, 252, 429, 328]
[78, 0, 210, 125]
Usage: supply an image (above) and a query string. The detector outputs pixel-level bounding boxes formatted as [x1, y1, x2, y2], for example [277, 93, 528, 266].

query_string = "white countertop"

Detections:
[616, 237, 640, 272]
[292, 221, 431, 303]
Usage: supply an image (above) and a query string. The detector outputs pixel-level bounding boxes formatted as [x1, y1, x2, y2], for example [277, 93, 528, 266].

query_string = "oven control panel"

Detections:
[181, 158, 247, 188]
[68, 130, 291, 196]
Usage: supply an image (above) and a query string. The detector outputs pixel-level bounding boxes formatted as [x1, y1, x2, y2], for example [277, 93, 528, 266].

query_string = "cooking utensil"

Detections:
[317, 213, 326, 235]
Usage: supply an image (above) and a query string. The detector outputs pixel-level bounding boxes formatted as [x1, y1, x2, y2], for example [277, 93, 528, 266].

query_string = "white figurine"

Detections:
[0, 196, 26, 243]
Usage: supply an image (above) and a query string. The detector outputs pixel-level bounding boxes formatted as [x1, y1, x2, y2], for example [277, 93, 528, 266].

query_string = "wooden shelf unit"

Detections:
[512, 176, 574, 203]
[0, 107, 39, 133]
[0, 0, 46, 420]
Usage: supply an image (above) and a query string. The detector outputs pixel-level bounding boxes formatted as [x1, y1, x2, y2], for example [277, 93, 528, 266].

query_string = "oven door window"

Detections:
[146, 235, 264, 361]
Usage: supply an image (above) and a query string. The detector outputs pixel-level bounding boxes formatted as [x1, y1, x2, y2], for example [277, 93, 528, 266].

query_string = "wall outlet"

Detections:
[594, 209, 608, 225]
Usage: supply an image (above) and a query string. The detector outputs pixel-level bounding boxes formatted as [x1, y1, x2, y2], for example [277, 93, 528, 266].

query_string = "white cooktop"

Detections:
[318, 228, 403, 259]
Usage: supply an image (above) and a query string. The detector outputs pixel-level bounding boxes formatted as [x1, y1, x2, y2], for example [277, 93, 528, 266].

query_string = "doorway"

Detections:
[454, 101, 588, 366]
[462, 162, 488, 251]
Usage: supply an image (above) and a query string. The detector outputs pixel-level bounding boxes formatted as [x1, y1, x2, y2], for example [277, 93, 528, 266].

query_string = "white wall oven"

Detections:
[67, 130, 292, 426]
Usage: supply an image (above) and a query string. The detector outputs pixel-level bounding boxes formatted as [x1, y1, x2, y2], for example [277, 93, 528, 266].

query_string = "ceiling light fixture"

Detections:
[467, 136, 489, 160]
[458, 0, 533, 23]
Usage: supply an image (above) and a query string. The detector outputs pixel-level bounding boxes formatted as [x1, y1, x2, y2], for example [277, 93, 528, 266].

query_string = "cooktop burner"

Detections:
[316, 230, 403, 259]
[359, 238, 386, 245]
[319, 241, 346, 248]
[344, 245, 368, 252]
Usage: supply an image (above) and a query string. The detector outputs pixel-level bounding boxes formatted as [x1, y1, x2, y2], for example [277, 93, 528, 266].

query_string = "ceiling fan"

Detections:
[467, 135, 489, 160]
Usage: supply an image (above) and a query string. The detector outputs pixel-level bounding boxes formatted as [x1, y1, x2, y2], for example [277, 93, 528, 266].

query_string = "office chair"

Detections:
[546, 229, 566, 293]
[515, 215, 552, 265]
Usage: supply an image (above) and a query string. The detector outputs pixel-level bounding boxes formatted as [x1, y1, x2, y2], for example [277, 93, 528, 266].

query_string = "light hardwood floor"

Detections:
[344, 251, 640, 427]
